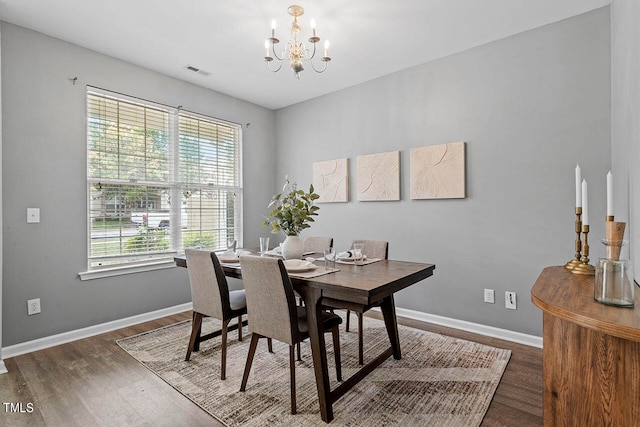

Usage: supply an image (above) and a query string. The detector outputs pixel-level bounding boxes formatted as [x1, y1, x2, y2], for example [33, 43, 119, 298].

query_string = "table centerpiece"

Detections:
[262, 177, 320, 259]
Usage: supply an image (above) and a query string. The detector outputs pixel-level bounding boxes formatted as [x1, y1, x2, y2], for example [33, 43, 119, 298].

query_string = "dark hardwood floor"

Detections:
[0, 311, 542, 426]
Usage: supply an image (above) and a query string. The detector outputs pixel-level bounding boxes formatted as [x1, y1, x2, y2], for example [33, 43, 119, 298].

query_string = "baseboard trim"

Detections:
[1, 303, 193, 360]
[1, 303, 542, 366]
[393, 307, 543, 348]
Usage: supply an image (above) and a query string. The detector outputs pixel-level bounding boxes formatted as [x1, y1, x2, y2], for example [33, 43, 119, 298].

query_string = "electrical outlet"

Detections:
[27, 207, 40, 223]
[505, 291, 517, 310]
[27, 298, 41, 315]
[484, 288, 495, 303]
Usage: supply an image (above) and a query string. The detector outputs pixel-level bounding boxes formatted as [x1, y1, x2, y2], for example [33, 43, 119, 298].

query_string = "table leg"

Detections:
[299, 286, 333, 423]
[380, 294, 401, 360]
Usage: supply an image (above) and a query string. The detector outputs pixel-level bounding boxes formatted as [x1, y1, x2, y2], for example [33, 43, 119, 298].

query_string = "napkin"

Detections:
[265, 247, 282, 256]
[283, 259, 314, 270]
[217, 251, 239, 262]
[337, 251, 365, 260]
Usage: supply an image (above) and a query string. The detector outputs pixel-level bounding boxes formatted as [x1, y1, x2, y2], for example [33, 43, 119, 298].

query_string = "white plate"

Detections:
[283, 259, 317, 273]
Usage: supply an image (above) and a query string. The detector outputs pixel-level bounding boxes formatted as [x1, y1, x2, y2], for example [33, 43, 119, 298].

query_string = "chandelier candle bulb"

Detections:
[324, 40, 329, 57]
[271, 20, 277, 37]
[311, 19, 317, 37]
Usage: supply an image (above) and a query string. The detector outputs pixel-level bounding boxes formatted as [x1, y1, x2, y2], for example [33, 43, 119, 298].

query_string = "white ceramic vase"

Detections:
[282, 235, 304, 260]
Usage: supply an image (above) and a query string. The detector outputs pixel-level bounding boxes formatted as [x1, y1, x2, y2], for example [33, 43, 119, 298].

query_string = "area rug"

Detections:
[117, 315, 510, 426]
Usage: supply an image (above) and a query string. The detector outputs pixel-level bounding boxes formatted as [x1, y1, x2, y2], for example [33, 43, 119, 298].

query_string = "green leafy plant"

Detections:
[124, 227, 170, 253]
[183, 231, 218, 249]
[262, 178, 320, 236]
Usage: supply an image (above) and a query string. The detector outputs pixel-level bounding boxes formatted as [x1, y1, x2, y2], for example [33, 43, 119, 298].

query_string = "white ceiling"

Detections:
[0, 0, 610, 110]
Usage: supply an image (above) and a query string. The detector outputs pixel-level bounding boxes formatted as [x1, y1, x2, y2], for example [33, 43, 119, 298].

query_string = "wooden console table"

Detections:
[531, 266, 640, 426]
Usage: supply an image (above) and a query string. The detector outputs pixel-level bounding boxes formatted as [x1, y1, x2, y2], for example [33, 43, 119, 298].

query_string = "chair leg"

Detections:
[289, 345, 297, 415]
[358, 312, 364, 366]
[331, 326, 342, 382]
[345, 309, 351, 332]
[240, 334, 260, 392]
[295, 296, 304, 359]
[221, 319, 229, 380]
[237, 315, 243, 342]
[193, 311, 203, 352]
[267, 337, 273, 353]
[185, 313, 204, 361]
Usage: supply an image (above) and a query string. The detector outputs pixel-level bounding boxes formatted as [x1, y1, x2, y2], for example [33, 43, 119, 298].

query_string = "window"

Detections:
[85, 88, 242, 275]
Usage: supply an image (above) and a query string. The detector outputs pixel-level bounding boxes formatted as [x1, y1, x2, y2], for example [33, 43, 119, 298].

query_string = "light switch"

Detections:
[27, 208, 40, 223]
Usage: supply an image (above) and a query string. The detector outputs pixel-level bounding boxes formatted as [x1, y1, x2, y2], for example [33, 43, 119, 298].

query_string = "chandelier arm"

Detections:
[271, 45, 285, 61]
[267, 60, 283, 73]
[307, 40, 317, 60]
[309, 59, 328, 73]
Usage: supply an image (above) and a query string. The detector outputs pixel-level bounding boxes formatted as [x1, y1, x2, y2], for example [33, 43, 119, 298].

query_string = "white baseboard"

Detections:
[393, 307, 543, 348]
[0, 302, 541, 371]
[1, 303, 193, 361]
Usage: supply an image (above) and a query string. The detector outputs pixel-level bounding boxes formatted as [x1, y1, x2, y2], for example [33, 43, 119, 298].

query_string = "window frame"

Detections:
[80, 87, 243, 280]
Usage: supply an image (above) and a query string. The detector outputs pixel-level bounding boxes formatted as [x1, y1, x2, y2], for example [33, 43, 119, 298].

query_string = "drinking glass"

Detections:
[324, 247, 336, 270]
[259, 237, 270, 255]
[352, 243, 365, 265]
[227, 237, 237, 253]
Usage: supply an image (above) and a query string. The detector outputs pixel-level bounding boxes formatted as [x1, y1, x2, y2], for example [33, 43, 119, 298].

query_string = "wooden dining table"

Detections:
[175, 253, 435, 423]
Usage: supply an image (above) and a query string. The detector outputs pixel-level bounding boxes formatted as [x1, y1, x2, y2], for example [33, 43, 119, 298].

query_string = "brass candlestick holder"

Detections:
[564, 207, 583, 270]
[572, 224, 595, 275]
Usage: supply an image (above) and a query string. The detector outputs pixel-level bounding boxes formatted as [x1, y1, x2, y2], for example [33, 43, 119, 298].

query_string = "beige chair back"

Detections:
[303, 236, 333, 253]
[185, 249, 230, 319]
[239, 255, 298, 346]
[352, 239, 389, 260]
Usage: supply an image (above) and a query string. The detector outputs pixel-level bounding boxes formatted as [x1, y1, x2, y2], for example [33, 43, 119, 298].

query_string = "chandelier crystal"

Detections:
[263, 5, 331, 79]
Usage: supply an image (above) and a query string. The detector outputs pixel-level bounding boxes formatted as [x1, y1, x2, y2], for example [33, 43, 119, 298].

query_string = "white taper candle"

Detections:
[581, 179, 589, 226]
[606, 171, 613, 217]
[575, 163, 582, 208]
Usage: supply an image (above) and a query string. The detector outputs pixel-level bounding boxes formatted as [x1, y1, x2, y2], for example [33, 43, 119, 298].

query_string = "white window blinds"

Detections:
[86, 89, 242, 270]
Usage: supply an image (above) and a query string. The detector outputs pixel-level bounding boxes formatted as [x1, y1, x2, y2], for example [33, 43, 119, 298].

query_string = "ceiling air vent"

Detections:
[185, 65, 211, 76]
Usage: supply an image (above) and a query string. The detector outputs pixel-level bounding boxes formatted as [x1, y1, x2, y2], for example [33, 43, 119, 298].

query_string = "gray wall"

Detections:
[274, 8, 611, 336]
[1, 22, 276, 346]
[611, 0, 640, 282]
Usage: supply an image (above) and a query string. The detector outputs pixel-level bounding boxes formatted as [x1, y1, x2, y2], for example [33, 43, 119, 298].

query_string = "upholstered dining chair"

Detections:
[185, 249, 247, 380]
[303, 236, 333, 254]
[238, 255, 343, 415]
[298, 236, 335, 359]
[343, 240, 389, 365]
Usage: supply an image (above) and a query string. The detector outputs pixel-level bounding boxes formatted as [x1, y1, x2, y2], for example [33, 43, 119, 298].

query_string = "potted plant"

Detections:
[262, 178, 320, 259]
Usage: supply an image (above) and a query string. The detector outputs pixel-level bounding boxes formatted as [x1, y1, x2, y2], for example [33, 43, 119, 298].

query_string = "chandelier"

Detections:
[263, 5, 331, 79]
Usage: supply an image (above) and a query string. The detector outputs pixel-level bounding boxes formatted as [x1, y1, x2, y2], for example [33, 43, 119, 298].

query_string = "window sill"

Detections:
[78, 259, 178, 281]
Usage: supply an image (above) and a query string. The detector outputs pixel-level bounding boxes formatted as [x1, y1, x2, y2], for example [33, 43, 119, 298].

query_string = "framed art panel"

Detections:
[356, 151, 400, 201]
[312, 158, 349, 202]
[410, 141, 466, 199]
